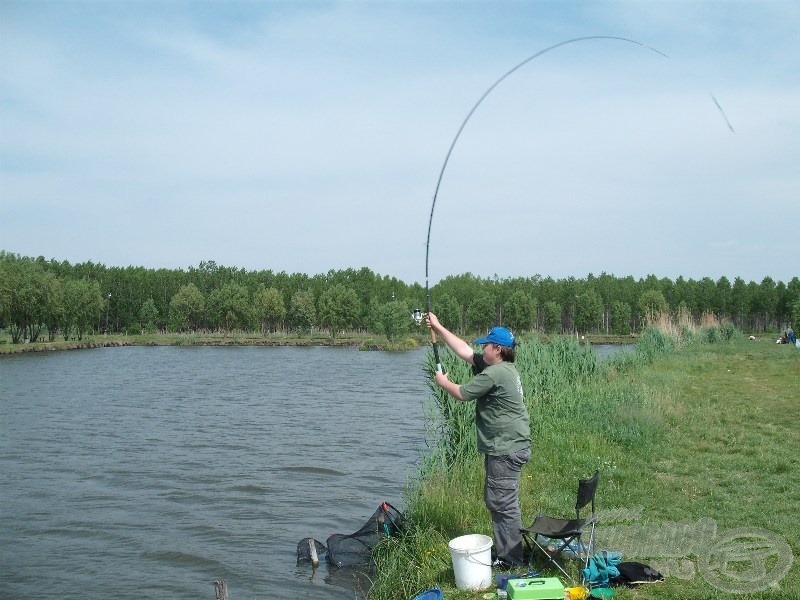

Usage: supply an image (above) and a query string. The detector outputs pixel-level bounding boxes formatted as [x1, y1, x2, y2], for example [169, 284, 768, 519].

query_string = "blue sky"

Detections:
[1, 1, 798, 285]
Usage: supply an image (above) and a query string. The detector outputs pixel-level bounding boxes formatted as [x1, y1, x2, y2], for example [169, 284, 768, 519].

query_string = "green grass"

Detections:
[370, 333, 799, 599]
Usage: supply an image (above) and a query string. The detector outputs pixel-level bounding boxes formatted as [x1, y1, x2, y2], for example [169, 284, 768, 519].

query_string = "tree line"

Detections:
[1, 251, 797, 344]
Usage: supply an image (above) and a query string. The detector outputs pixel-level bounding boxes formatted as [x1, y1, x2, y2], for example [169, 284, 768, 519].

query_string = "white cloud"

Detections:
[1, 1, 798, 283]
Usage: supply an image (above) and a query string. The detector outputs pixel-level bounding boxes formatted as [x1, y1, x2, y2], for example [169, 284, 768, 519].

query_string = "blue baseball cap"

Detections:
[475, 326, 515, 348]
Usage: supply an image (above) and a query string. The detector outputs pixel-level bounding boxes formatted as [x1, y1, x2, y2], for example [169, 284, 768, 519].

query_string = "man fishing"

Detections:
[426, 312, 531, 568]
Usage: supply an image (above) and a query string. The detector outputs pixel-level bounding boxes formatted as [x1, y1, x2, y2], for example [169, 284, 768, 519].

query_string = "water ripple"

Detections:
[0, 346, 429, 599]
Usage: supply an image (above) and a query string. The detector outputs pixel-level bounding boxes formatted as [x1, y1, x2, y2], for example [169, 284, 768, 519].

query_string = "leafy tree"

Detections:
[59, 279, 104, 340]
[541, 301, 562, 334]
[139, 298, 160, 333]
[774, 280, 790, 327]
[715, 276, 732, 319]
[559, 276, 580, 331]
[0, 257, 53, 342]
[429, 293, 461, 335]
[672, 276, 694, 317]
[289, 289, 316, 334]
[375, 299, 412, 341]
[730, 277, 749, 329]
[787, 277, 800, 331]
[253, 286, 286, 335]
[436, 274, 482, 322]
[575, 290, 604, 334]
[638, 289, 669, 323]
[318, 284, 360, 338]
[169, 283, 205, 332]
[4, 250, 798, 340]
[752, 277, 777, 331]
[503, 290, 536, 332]
[696, 277, 717, 318]
[76, 280, 104, 339]
[207, 282, 251, 332]
[0, 263, 9, 330]
[791, 298, 800, 331]
[59, 280, 78, 340]
[465, 293, 496, 333]
[593, 272, 616, 332]
[610, 301, 632, 335]
[44, 277, 64, 341]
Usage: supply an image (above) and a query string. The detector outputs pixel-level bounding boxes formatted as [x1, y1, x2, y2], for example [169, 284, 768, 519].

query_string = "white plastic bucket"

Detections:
[448, 534, 493, 591]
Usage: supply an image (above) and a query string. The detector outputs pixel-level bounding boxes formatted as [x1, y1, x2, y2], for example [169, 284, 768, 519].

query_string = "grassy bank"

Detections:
[370, 330, 799, 599]
[0, 331, 423, 353]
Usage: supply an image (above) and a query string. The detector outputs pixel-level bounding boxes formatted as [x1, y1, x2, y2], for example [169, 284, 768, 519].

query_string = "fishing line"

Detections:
[423, 36, 671, 373]
[711, 93, 736, 133]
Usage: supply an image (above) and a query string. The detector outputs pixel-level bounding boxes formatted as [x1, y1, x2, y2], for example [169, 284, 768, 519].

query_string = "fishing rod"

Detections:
[423, 36, 670, 373]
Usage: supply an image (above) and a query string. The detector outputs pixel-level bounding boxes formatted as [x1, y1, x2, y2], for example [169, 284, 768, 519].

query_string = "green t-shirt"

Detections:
[459, 354, 531, 456]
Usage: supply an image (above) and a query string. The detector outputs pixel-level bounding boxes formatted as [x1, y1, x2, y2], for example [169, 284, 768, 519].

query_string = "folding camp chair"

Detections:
[521, 469, 600, 582]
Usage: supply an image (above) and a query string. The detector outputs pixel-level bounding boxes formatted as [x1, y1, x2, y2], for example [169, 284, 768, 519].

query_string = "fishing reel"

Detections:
[411, 308, 424, 325]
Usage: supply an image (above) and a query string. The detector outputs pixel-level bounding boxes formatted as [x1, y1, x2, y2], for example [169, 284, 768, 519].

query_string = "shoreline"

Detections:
[0, 332, 638, 355]
[0, 335, 418, 355]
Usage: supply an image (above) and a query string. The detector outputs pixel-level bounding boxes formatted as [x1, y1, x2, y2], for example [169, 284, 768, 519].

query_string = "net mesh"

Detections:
[296, 501, 404, 568]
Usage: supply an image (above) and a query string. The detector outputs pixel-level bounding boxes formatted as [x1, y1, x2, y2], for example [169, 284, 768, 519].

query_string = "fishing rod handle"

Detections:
[430, 333, 444, 374]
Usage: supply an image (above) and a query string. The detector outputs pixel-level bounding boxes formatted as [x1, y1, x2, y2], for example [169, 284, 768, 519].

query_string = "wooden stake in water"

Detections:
[214, 579, 228, 600]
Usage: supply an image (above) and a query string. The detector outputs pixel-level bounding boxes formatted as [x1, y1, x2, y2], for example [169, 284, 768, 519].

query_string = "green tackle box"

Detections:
[506, 577, 565, 600]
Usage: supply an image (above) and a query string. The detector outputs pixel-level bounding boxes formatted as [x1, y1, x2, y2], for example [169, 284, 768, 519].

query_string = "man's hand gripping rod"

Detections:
[425, 300, 444, 375]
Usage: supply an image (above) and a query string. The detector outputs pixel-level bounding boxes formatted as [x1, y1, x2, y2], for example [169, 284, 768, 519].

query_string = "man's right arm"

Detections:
[427, 312, 475, 365]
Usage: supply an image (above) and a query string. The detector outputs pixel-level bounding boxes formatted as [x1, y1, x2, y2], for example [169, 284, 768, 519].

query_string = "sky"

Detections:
[1, 1, 798, 286]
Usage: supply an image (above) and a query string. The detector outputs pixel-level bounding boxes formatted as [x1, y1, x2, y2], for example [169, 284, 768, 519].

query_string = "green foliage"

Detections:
[207, 282, 251, 332]
[317, 283, 360, 338]
[610, 300, 632, 335]
[371, 525, 454, 599]
[702, 321, 742, 344]
[635, 327, 673, 362]
[0, 256, 54, 342]
[63, 279, 104, 340]
[639, 288, 669, 322]
[422, 350, 479, 469]
[289, 289, 315, 334]
[168, 283, 205, 332]
[1, 251, 796, 338]
[503, 290, 536, 332]
[430, 293, 461, 334]
[44, 277, 64, 341]
[464, 293, 496, 333]
[252, 285, 286, 334]
[541, 300, 562, 333]
[374, 299, 413, 341]
[138, 298, 159, 333]
[575, 289, 604, 334]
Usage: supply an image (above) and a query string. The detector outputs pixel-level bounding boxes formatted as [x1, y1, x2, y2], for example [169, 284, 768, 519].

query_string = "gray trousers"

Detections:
[484, 447, 531, 565]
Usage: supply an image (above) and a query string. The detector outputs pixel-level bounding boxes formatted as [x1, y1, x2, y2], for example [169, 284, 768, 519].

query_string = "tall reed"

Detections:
[421, 336, 604, 475]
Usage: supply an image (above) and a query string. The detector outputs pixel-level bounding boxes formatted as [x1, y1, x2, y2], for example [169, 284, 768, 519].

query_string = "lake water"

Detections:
[0, 346, 431, 600]
[0, 342, 631, 600]
[592, 343, 635, 360]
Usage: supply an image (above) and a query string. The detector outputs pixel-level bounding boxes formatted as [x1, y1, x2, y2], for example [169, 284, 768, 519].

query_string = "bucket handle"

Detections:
[464, 550, 493, 568]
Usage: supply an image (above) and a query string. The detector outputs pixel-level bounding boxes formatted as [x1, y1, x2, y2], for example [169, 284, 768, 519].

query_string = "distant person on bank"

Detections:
[426, 312, 531, 567]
